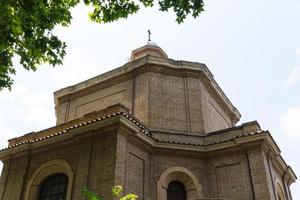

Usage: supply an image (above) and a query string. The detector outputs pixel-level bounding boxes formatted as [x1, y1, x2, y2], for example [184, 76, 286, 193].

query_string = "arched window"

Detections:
[167, 181, 187, 200]
[157, 167, 201, 200]
[276, 181, 286, 200]
[39, 173, 69, 200]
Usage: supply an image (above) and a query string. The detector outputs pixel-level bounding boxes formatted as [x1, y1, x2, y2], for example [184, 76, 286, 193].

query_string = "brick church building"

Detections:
[0, 42, 297, 200]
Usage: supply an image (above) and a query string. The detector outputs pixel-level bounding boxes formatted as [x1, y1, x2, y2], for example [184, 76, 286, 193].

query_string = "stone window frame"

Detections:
[275, 178, 286, 200]
[157, 166, 202, 200]
[24, 159, 74, 200]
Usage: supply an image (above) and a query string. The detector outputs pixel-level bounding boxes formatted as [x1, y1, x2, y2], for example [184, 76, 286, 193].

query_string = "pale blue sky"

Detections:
[0, 0, 300, 198]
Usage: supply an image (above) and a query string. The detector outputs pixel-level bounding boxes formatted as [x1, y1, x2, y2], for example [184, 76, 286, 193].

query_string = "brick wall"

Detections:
[0, 124, 286, 200]
[55, 64, 238, 134]
[57, 80, 133, 124]
[0, 128, 119, 200]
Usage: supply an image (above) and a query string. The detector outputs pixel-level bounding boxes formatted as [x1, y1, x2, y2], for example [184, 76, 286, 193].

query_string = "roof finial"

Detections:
[147, 29, 151, 42]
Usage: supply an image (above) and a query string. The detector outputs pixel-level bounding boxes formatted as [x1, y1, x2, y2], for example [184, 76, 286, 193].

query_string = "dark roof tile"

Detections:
[0, 111, 271, 153]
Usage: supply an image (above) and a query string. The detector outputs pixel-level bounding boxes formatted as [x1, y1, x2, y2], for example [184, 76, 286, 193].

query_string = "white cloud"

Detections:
[296, 48, 300, 56]
[280, 106, 300, 139]
[0, 115, 15, 176]
[39, 48, 106, 88]
[286, 48, 300, 85]
[287, 65, 300, 85]
[0, 84, 55, 126]
[0, 83, 56, 153]
[0, 117, 14, 147]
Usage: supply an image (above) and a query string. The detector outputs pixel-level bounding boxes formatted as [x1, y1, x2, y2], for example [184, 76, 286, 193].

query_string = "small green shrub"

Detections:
[82, 185, 138, 200]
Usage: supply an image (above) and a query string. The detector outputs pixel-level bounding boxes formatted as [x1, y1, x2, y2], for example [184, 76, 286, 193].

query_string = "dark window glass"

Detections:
[167, 181, 187, 200]
[39, 173, 68, 200]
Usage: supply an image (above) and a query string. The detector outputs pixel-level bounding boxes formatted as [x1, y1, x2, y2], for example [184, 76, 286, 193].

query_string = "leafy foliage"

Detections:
[0, 0, 204, 90]
[82, 185, 138, 200]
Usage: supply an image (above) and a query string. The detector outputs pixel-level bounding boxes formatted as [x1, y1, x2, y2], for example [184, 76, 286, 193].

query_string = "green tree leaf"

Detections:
[0, 0, 204, 90]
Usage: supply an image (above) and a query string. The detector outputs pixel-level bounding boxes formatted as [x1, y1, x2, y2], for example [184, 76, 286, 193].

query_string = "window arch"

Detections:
[275, 179, 286, 200]
[24, 159, 74, 200]
[157, 166, 202, 200]
[167, 181, 187, 200]
[39, 173, 69, 200]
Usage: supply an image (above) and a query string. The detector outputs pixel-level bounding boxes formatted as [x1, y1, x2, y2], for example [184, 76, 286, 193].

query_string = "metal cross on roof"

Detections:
[147, 29, 151, 41]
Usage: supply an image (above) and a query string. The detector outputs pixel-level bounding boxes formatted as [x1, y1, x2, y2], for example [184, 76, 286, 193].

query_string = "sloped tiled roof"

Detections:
[0, 112, 149, 152]
[152, 130, 268, 147]
[1, 110, 270, 153]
